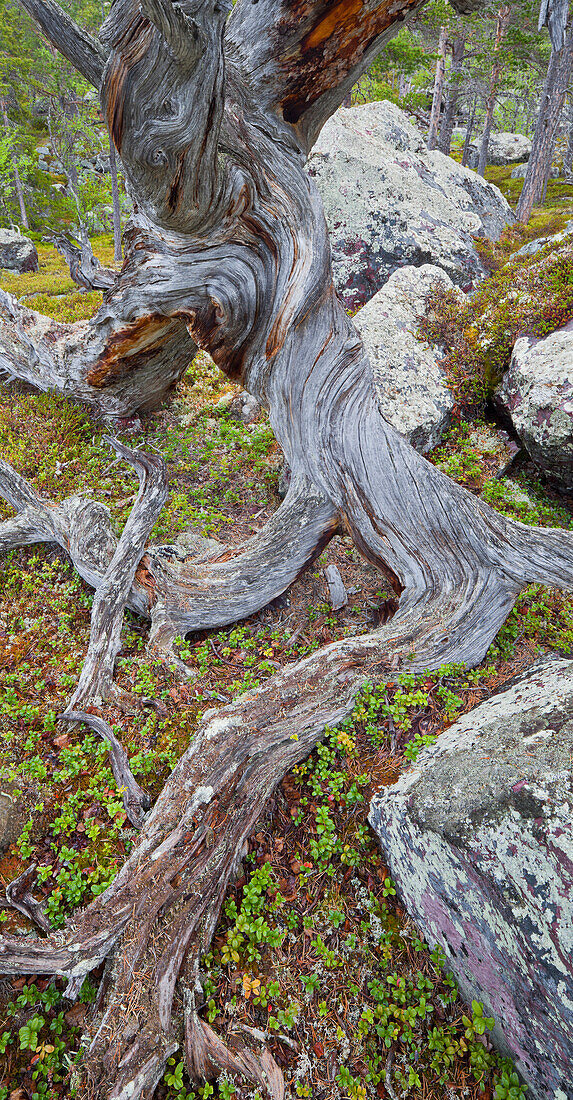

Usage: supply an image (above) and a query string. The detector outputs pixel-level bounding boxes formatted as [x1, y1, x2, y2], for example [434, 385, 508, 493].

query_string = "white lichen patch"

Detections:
[203, 714, 242, 741]
[353, 264, 457, 453]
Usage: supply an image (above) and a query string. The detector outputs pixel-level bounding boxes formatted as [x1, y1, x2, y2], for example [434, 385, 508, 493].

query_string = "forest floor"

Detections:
[1, 175, 573, 1100]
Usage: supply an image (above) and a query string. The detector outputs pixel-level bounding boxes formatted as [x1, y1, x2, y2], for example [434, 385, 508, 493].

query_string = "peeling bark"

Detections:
[2, 0, 573, 1096]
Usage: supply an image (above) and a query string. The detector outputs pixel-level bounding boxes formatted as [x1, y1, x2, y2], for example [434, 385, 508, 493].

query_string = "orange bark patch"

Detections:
[103, 9, 154, 149]
[280, 0, 421, 125]
[87, 315, 183, 388]
[303, 0, 364, 49]
[134, 555, 157, 606]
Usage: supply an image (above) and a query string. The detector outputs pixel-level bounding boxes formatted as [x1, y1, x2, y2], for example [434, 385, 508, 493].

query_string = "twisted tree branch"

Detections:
[18, 0, 108, 86]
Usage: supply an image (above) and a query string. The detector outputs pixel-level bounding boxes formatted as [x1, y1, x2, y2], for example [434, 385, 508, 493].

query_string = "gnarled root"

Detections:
[0, 570, 547, 1097]
[0, 454, 339, 639]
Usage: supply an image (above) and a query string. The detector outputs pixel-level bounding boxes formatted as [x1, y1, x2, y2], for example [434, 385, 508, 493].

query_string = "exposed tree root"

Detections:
[3, 301, 573, 1099]
[2, 0, 573, 1096]
[185, 1013, 284, 1099]
[0, 456, 339, 640]
[62, 712, 151, 828]
[0, 561, 571, 1095]
[5, 865, 51, 933]
[66, 439, 167, 708]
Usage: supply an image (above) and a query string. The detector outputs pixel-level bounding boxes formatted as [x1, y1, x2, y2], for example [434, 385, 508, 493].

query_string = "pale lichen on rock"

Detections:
[370, 658, 573, 1100]
[307, 101, 514, 309]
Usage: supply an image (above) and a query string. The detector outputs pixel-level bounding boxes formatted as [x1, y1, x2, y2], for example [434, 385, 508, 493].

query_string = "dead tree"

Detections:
[427, 25, 448, 150]
[476, 2, 511, 176]
[1, 1, 573, 1097]
[438, 31, 467, 155]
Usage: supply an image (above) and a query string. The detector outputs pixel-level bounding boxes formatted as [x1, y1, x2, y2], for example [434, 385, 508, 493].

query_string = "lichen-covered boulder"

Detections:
[0, 229, 38, 274]
[353, 264, 455, 453]
[369, 658, 573, 1100]
[229, 391, 261, 424]
[511, 219, 573, 258]
[496, 321, 573, 487]
[510, 162, 558, 180]
[307, 100, 514, 309]
[467, 132, 532, 168]
[490, 132, 531, 164]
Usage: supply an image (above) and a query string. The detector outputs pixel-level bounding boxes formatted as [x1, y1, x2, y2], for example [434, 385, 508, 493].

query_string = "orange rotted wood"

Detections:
[87, 314, 186, 387]
[278, 0, 420, 123]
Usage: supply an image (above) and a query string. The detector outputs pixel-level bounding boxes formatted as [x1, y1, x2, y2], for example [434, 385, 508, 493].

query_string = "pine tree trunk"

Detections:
[427, 25, 447, 150]
[563, 108, 573, 175]
[438, 32, 466, 155]
[0, 100, 29, 229]
[516, 29, 573, 222]
[2, 2, 573, 1097]
[477, 4, 511, 177]
[11, 161, 29, 230]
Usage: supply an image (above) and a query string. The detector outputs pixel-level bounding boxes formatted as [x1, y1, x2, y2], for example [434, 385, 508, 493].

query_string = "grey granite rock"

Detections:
[0, 230, 38, 274]
[307, 101, 514, 309]
[496, 320, 573, 487]
[466, 132, 532, 168]
[511, 220, 573, 259]
[353, 264, 456, 453]
[369, 657, 573, 1100]
[229, 391, 261, 424]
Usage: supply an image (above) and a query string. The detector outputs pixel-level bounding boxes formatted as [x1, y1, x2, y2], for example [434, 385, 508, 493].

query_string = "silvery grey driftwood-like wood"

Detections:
[44, 232, 116, 291]
[5, 864, 51, 933]
[62, 711, 151, 828]
[66, 438, 167, 708]
[1, 0, 573, 1096]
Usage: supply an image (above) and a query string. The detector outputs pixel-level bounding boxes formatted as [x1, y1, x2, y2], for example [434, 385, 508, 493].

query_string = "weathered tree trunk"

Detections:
[477, 3, 511, 177]
[427, 25, 447, 150]
[461, 89, 478, 165]
[108, 133, 123, 262]
[2, 1, 573, 1098]
[516, 27, 573, 221]
[438, 31, 466, 155]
